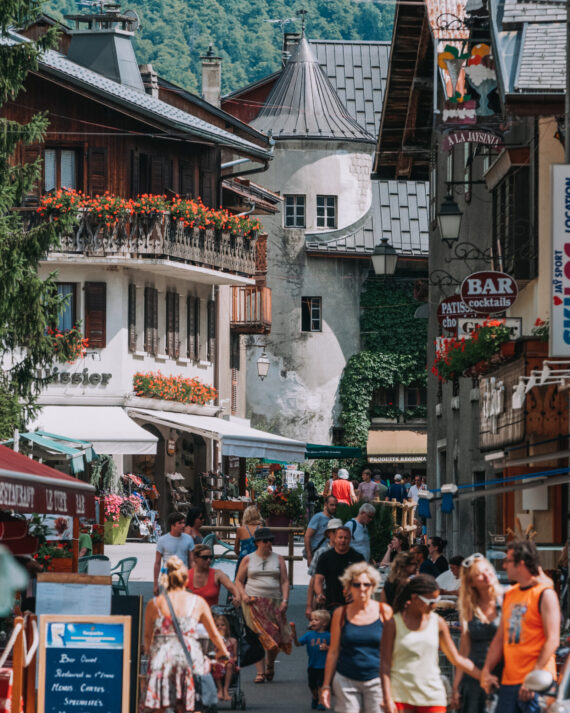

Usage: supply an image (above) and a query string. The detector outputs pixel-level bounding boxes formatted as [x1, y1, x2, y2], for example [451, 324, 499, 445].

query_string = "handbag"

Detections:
[164, 592, 218, 710]
[239, 623, 265, 667]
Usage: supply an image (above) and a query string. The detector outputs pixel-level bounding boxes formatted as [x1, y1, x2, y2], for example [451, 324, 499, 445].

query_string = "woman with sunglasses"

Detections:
[381, 574, 493, 713]
[451, 553, 502, 713]
[235, 527, 292, 683]
[187, 544, 241, 607]
[321, 562, 392, 712]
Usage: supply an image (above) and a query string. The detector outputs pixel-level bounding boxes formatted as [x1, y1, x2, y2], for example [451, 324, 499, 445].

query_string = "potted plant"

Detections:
[49, 323, 89, 364]
[32, 541, 73, 572]
[100, 493, 140, 545]
[254, 481, 304, 546]
[91, 524, 104, 555]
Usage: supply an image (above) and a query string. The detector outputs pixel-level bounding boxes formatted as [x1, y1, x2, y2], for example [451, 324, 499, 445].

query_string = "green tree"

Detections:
[0, 0, 66, 439]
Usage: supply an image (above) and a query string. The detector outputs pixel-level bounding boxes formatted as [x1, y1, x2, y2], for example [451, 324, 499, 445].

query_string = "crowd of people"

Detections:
[141, 470, 563, 713]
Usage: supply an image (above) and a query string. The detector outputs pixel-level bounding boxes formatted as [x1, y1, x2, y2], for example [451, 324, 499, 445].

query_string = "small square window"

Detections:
[316, 195, 336, 228]
[284, 195, 306, 228]
[301, 296, 321, 332]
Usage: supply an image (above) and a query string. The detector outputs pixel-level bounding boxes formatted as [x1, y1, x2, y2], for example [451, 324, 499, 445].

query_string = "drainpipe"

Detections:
[237, 202, 256, 217]
[218, 133, 275, 206]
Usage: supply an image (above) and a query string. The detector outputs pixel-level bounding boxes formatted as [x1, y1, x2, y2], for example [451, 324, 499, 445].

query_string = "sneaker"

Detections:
[317, 705, 326, 711]
[311, 699, 318, 710]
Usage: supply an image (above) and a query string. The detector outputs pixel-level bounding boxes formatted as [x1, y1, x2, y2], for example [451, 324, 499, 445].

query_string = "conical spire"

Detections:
[252, 37, 374, 142]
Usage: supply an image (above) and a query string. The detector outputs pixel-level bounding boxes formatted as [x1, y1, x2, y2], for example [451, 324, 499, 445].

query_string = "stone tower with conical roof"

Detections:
[245, 36, 377, 444]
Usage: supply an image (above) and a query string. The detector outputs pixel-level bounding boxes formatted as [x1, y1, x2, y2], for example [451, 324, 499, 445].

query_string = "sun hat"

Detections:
[253, 527, 274, 541]
[325, 518, 344, 531]
[338, 468, 349, 479]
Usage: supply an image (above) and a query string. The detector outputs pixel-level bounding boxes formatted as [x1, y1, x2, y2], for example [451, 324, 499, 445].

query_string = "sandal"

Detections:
[265, 662, 275, 682]
[254, 673, 265, 684]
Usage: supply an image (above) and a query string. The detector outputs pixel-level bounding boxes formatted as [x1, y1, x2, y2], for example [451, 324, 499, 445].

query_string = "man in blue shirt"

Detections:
[385, 473, 406, 503]
[346, 503, 375, 561]
[304, 496, 338, 566]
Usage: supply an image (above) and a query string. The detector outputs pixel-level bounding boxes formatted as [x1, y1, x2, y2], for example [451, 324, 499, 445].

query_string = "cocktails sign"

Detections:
[460, 271, 518, 314]
[551, 164, 570, 356]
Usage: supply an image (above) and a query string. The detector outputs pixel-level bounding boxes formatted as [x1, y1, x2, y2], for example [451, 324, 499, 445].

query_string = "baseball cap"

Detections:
[394, 474, 403, 482]
[325, 518, 344, 531]
[338, 468, 349, 479]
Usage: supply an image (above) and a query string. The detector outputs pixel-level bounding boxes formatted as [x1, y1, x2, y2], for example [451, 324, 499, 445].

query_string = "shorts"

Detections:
[308, 666, 324, 691]
[395, 705, 447, 713]
[497, 684, 541, 713]
[332, 671, 382, 713]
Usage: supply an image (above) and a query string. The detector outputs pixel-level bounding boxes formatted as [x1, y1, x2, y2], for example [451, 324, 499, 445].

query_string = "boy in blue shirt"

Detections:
[291, 610, 331, 710]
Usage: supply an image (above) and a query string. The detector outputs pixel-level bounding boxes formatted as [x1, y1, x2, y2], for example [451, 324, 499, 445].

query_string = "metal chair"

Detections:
[201, 533, 237, 566]
[110, 556, 137, 595]
[78, 554, 110, 574]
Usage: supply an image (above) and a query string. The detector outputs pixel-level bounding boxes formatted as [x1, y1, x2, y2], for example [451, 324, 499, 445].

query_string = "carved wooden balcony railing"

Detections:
[231, 285, 272, 334]
[43, 212, 258, 276]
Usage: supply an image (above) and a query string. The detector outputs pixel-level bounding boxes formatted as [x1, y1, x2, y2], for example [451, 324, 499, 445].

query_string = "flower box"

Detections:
[104, 515, 132, 545]
[500, 341, 516, 358]
[50, 557, 73, 573]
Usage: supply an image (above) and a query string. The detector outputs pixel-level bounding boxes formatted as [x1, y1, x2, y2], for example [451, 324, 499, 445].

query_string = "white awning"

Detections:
[34, 406, 158, 455]
[128, 408, 306, 462]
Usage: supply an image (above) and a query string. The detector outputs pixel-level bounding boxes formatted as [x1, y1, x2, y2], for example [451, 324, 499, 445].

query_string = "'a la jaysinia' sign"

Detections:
[551, 165, 570, 356]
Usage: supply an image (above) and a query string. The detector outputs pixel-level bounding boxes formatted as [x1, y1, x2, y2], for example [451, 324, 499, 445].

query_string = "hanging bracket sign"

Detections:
[437, 295, 479, 334]
[460, 271, 518, 314]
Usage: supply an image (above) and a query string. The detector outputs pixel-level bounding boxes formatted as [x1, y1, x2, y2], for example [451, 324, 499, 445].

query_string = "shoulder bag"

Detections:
[164, 592, 218, 710]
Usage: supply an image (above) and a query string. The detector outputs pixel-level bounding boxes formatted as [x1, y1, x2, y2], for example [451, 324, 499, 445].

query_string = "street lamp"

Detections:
[371, 238, 398, 276]
[437, 194, 463, 248]
[256, 351, 270, 381]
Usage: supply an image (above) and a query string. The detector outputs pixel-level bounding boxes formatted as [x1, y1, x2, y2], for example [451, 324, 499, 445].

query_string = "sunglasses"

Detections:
[417, 594, 442, 606]
[196, 554, 213, 560]
[462, 553, 484, 568]
[259, 539, 273, 544]
[350, 582, 373, 589]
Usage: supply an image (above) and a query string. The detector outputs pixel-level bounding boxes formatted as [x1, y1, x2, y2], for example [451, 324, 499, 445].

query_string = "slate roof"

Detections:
[305, 180, 430, 257]
[491, 0, 565, 96]
[310, 40, 391, 138]
[251, 37, 375, 143]
[4, 31, 272, 159]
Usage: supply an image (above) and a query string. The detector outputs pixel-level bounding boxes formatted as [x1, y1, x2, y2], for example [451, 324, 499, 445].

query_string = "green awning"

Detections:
[305, 444, 362, 459]
[20, 431, 97, 474]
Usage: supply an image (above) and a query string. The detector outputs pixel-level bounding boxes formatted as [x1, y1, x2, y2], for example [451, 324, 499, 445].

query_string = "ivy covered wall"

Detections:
[338, 281, 427, 448]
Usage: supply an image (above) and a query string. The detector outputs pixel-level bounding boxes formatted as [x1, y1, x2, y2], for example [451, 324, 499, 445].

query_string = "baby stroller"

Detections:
[211, 604, 247, 710]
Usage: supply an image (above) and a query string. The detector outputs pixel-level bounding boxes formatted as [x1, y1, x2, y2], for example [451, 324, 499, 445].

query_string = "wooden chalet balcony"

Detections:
[40, 212, 258, 276]
[231, 285, 272, 334]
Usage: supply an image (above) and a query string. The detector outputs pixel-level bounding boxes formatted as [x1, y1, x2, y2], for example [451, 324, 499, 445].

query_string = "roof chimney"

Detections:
[139, 63, 159, 98]
[64, 4, 144, 92]
[282, 32, 301, 66]
[200, 44, 222, 108]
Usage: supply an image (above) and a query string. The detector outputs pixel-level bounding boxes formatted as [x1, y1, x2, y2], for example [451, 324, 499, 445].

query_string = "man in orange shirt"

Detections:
[481, 540, 560, 712]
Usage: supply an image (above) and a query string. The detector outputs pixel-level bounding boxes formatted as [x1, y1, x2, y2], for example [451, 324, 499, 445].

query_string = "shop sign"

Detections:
[460, 271, 518, 314]
[368, 455, 427, 463]
[457, 317, 522, 339]
[38, 367, 113, 386]
[551, 164, 570, 356]
[437, 295, 479, 334]
[442, 129, 503, 151]
[0, 477, 95, 518]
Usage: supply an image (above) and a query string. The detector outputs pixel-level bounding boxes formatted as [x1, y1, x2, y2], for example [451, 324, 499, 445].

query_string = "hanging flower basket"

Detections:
[49, 323, 89, 363]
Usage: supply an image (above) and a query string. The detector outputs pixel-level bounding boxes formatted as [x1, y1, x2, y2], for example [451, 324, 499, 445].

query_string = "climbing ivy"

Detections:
[338, 281, 427, 448]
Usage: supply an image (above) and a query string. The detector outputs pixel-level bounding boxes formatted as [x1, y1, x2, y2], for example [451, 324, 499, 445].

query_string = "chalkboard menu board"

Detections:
[38, 615, 131, 713]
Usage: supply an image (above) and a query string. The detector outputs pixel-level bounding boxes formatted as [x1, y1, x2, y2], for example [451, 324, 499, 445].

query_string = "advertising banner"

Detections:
[551, 164, 570, 356]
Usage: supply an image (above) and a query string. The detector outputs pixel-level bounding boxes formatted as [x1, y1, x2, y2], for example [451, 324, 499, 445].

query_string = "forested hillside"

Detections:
[44, 0, 393, 95]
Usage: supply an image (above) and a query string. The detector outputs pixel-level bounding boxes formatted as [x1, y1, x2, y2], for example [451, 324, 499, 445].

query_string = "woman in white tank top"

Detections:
[380, 574, 496, 713]
[236, 527, 292, 684]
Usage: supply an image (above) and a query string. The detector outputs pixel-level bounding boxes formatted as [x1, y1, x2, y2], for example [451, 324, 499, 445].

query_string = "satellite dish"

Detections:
[124, 8, 140, 31]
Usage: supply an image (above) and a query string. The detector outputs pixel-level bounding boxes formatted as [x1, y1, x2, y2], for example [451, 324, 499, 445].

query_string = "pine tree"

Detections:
[0, 0, 66, 439]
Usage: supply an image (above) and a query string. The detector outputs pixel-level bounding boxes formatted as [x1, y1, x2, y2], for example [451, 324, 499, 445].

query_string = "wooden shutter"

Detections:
[84, 282, 106, 348]
[179, 161, 194, 197]
[207, 299, 216, 363]
[166, 292, 179, 358]
[128, 284, 137, 352]
[88, 147, 107, 195]
[144, 287, 158, 355]
[231, 368, 238, 415]
[22, 144, 42, 203]
[186, 295, 195, 359]
[151, 156, 163, 194]
[194, 298, 201, 360]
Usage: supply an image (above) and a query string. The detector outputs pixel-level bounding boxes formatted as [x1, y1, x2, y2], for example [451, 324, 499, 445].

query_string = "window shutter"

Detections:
[231, 368, 238, 415]
[207, 299, 216, 363]
[144, 287, 158, 355]
[128, 284, 137, 352]
[151, 156, 163, 195]
[88, 147, 107, 195]
[23, 144, 42, 202]
[84, 282, 106, 348]
[179, 161, 194, 197]
[166, 292, 179, 357]
[186, 295, 195, 359]
[194, 298, 201, 360]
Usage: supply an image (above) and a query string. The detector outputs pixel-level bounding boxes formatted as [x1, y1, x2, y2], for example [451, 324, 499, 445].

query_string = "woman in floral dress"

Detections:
[142, 556, 230, 712]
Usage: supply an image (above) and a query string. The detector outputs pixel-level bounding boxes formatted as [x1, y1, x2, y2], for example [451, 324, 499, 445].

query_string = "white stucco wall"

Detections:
[246, 139, 373, 443]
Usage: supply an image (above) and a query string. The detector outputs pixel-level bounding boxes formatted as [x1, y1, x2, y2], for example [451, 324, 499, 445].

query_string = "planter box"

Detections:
[92, 540, 104, 556]
[104, 516, 132, 545]
[49, 558, 73, 573]
[266, 514, 291, 546]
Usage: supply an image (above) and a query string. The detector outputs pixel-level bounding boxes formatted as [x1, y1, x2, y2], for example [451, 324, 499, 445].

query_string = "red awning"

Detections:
[0, 445, 95, 518]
